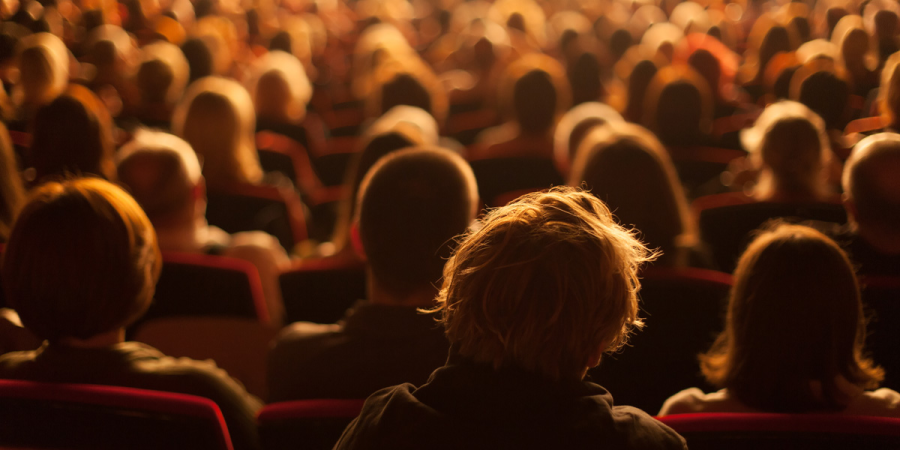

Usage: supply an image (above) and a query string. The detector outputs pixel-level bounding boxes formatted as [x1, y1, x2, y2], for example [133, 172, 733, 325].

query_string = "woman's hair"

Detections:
[740, 14, 797, 85]
[245, 50, 312, 124]
[430, 186, 655, 381]
[878, 51, 900, 126]
[29, 85, 116, 183]
[1, 178, 162, 342]
[569, 123, 697, 265]
[0, 122, 24, 242]
[740, 101, 832, 200]
[553, 102, 624, 176]
[16, 32, 69, 111]
[171, 76, 262, 188]
[701, 224, 883, 412]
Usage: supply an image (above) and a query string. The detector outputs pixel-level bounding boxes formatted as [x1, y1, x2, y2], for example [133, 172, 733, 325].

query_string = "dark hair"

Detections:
[514, 69, 557, 132]
[181, 38, 213, 84]
[795, 69, 849, 130]
[701, 224, 882, 412]
[380, 73, 433, 118]
[357, 148, 476, 296]
[568, 52, 602, 105]
[2, 178, 162, 342]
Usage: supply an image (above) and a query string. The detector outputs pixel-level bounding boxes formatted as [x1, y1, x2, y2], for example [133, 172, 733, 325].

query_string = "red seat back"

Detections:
[0, 379, 233, 450]
[279, 257, 366, 324]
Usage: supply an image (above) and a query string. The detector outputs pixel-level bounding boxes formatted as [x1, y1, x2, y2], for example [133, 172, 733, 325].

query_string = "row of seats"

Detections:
[4, 379, 900, 450]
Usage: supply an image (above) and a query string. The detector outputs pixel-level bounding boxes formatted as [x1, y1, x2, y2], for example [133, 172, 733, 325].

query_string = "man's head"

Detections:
[2, 178, 161, 342]
[843, 132, 900, 247]
[433, 187, 655, 381]
[356, 147, 478, 300]
[116, 129, 203, 226]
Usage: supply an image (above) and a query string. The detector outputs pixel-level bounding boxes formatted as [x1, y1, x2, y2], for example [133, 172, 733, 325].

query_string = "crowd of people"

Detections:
[1, 0, 900, 447]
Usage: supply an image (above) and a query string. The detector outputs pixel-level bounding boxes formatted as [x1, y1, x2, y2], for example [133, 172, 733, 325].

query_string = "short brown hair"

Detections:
[701, 224, 882, 412]
[1, 178, 162, 342]
[432, 187, 655, 381]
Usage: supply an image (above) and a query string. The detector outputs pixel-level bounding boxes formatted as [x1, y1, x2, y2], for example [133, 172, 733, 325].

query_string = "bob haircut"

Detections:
[245, 50, 312, 124]
[171, 76, 262, 188]
[569, 123, 697, 265]
[701, 224, 883, 412]
[1, 178, 162, 342]
[356, 147, 478, 296]
[498, 53, 571, 134]
[430, 186, 656, 381]
[843, 132, 900, 233]
[136, 41, 190, 106]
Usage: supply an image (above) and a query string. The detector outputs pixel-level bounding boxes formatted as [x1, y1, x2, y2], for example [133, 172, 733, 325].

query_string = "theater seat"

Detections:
[131, 252, 269, 332]
[590, 267, 731, 414]
[206, 182, 309, 253]
[657, 413, 900, 450]
[279, 257, 366, 324]
[258, 399, 365, 450]
[0, 379, 233, 450]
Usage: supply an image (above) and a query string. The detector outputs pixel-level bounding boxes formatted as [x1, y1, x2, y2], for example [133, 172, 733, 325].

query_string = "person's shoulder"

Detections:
[273, 321, 342, 346]
[607, 404, 687, 450]
[334, 383, 423, 450]
[846, 388, 900, 418]
[658, 387, 721, 416]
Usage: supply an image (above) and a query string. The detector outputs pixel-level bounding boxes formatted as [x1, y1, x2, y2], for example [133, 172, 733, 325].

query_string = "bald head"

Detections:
[844, 133, 900, 236]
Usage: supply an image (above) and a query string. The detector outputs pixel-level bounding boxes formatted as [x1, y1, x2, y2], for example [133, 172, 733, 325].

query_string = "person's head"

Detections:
[553, 102, 624, 176]
[790, 59, 850, 131]
[877, 51, 900, 126]
[742, 14, 796, 84]
[180, 37, 213, 84]
[569, 123, 696, 265]
[842, 132, 900, 244]
[16, 32, 69, 110]
[245, 50, 311, 124]
[0, 121, 24, 241]
[832, 15, 874, 89]
[135, 41, 189, 108]
[356, 147, 478, 299]
[171, 76, 262, 188]
[741, 101, 832, 200]
[83, 24, 137, 88]
[615, 47, 661, 122]
[701, 224, 882, 412]
[643, 65, 713, 147]
[366, 56, 449, 125]
[29, 85, 116, 182]
[499, 53, 571, 135]
[1, 177, 162, 343]
[432, 186, 656, 381]
[116, 129, 203, 227]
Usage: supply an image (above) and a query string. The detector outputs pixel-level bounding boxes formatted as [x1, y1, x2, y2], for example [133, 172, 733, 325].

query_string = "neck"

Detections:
[367, 271, 438, 307]
[57, 328, 125, 348]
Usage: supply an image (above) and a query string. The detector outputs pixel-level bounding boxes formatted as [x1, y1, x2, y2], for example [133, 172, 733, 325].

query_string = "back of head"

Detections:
[29, 89, 115, 182]
[180, 38, 213, 84]
[137, 41, 189, 106]
[843, 132, 900, 236]
[688, 48, 722, 99]
[643, 66, 713, 146]
[791, 61, 849, 130]
[1, 178, 162, 342]
[171, 76, 261, 188]
[357, 147, 477, 297]
[553, 102, 623, 175]
[17, 32, 69, 108]
[624, 58, 658, 122]
[434, 187, 655, 381]
[569, 123, 694, 262]
[379, 72, 432, 120]
[246, 50, 311, 123]
[878, 51, 900, 126]
[500, 54, 571, 134]
[116, 130, 202, 224]
[701, 224, 881, 412]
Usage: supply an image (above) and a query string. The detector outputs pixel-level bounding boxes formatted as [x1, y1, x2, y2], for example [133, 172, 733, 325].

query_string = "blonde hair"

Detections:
[171, 76, 262, 188]
[136, 41, 189, 106]
[245, 51, 312, 124]
[430, 187, 656, 381]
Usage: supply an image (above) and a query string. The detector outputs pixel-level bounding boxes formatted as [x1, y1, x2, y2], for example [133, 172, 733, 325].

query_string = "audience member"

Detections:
[116, 129, 290, 325]
[569, 123, 702, 267]
[335, 187, 686, 449]
[268, 147, 477, 401]
[0, 122, 23, 242]
[839, 132, 900, 276]
[245, 50, 312, 143]
[0, 178, 262, 449]
[660, 224, 896, 416]
[11, 32, 69, 127]
[553, 101, 624, 176]
[125, 40, 190, 130]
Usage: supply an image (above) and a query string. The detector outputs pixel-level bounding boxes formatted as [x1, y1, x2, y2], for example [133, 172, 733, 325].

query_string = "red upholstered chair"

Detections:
[257, 399, 365, 450]
[278, 257, 366, 324]
[657, 413, 900, 450]
[130, 252, 269, 333]
[0, 379, 234, 450]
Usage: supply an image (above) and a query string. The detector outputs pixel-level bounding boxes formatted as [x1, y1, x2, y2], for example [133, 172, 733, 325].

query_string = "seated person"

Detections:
[116, 129, 290, 326]
[121, 41, 190, 131]
[659, 224, 897, 416]
[267, 147, 478, 402]
[839, 132, 900, 276]
[0, 178, 262, 449]
[335, 187, 686, 450]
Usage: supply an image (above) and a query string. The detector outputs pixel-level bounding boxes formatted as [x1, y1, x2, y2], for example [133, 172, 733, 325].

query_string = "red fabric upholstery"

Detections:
[258, 399, 366, 421]
[257, 399, 365, 450]
[278, 257, 366, 324]
[0, 379, 233, 450]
